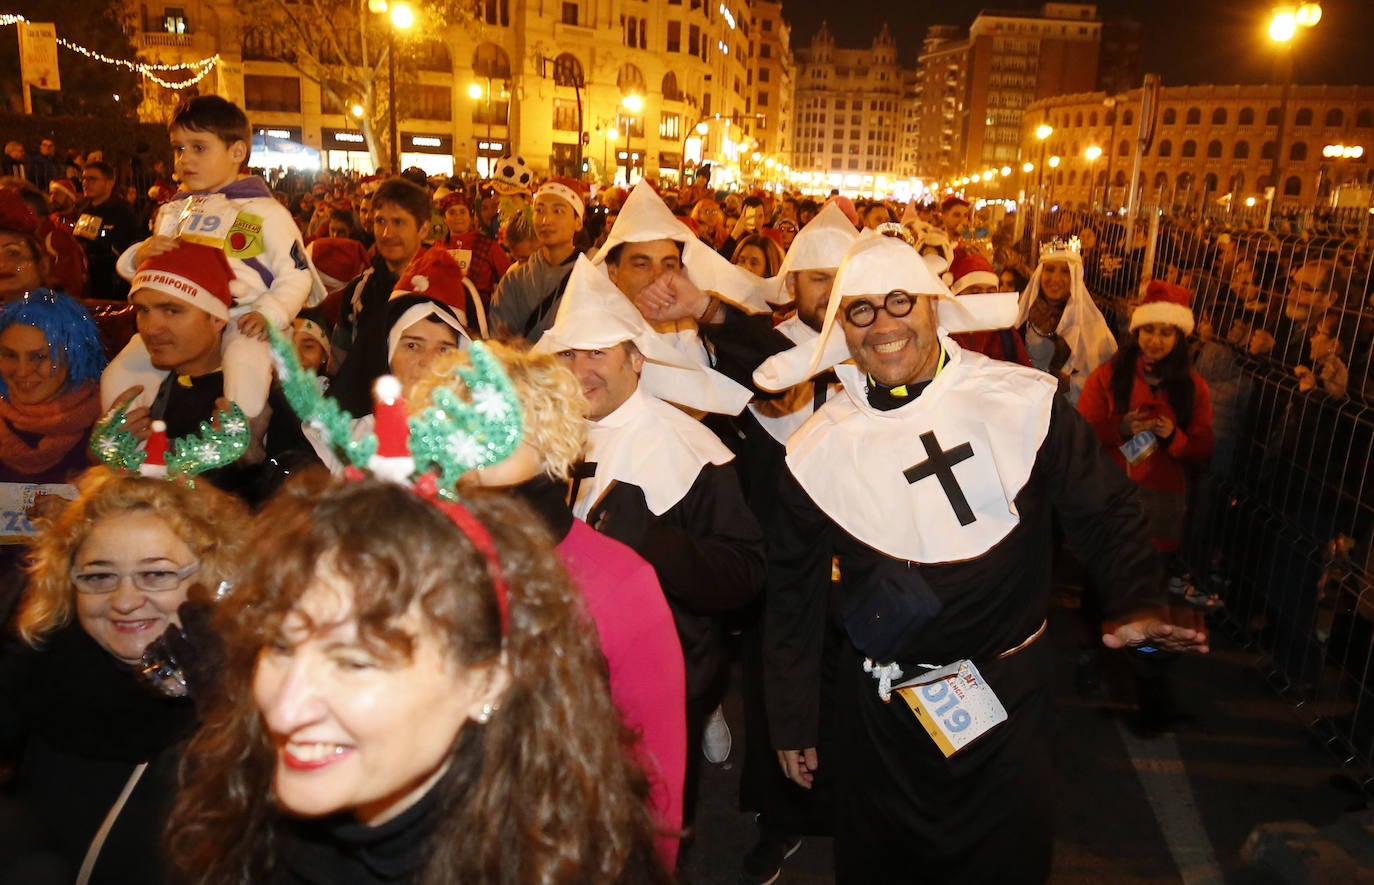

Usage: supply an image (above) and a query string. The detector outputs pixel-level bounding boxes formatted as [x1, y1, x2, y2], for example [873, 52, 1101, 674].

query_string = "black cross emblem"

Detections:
[567, 461, 597, 507]
[903, 432, 977, 526]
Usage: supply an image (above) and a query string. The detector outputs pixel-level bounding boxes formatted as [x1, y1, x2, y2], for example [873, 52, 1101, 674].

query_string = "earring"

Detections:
[478, 702, 498, 724]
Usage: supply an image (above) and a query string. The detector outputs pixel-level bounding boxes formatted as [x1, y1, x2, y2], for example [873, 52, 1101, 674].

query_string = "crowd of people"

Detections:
[27, 89, 1374, 884]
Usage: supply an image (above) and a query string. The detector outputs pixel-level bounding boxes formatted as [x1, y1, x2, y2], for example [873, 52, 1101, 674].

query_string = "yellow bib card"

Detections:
[894, 660, 1007, 757]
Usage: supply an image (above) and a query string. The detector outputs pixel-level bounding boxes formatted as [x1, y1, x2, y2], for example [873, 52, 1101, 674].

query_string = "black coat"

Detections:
[0, 624, 196, 884]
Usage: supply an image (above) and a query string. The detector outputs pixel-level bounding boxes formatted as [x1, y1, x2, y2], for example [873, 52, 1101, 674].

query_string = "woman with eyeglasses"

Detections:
[0, 468, 249, 884]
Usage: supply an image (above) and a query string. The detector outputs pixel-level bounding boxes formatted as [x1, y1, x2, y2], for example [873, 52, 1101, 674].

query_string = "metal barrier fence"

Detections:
[1055, 206, 1374, 785]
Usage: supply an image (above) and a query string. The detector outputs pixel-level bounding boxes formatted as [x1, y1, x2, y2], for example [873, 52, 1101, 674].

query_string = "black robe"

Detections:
[764, 395, 1159, 882]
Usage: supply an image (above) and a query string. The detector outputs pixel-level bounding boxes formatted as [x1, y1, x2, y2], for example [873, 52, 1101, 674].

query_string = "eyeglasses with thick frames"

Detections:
[843, 290, 917, 328]
[72, 562, 200, 594]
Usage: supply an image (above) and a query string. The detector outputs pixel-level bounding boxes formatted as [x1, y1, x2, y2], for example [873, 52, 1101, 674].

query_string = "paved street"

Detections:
[684, 595, 1367, 884]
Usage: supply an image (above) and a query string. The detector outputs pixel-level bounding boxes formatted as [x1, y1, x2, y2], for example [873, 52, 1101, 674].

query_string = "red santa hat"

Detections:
[307, 237, 370, 296]
[825, 194, 860, 228]
[48, 178, 78, 201]
[940, 194, 970, 213]
[390, 246, 473, 312]
[130, 242, 234, 321]
[949, 251, 1001, 295]
[142, 420, 169, 478]
[437, 190, 471, 212]
[1130, 280, 1195, 336]
[535, 177, 586, 218]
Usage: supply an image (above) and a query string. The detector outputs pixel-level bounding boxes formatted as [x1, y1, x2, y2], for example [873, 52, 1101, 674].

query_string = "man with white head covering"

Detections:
[538, 255, 765, 830]
[1016, 237, 1117, 404]
[592, 181, 787, 394]
[730, 200, 858, 883]
[760, 231, 1208, 882]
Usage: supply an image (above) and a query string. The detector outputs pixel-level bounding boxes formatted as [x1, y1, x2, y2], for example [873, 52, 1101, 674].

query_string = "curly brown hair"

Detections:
[165, 471, 669, 884]
[16, 467, 250, 647]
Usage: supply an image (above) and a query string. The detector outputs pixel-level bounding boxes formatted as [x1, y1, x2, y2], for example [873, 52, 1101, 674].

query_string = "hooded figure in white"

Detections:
[1014, 240, 1116, 404]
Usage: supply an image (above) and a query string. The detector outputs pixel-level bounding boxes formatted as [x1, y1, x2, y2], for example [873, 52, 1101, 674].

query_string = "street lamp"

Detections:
[1033, 123, 1053, 250]
[368, 0, 414, 174]
[620, 94, 644, 185]
[1267, 3, 1322, 227]
[1084, 145, 1103, 209]
[1047, 155, 1061, 210]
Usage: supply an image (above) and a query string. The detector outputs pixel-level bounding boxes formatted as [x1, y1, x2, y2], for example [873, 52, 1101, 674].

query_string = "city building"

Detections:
[123, 0, 771, 184]
[906, 25, 970, 186]
[1022, 84, 1374, 212]
[791, 22, 909, 196]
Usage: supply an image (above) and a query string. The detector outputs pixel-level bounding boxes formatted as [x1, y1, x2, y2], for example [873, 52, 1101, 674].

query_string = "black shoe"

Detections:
[739, 820, 802, 885]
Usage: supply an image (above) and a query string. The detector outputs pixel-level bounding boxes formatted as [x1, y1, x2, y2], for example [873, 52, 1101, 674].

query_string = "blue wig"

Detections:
[0, 289, 107, 398]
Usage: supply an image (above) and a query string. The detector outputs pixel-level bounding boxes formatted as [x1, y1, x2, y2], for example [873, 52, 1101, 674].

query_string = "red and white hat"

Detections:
[307, 237, 370, 297]
[535, 177, 586, 218]
[390, 246, 474, 312]
[130, 241, 234, 321]
[949, 250, 1000, 295]
[1130, 280, 1195, 336]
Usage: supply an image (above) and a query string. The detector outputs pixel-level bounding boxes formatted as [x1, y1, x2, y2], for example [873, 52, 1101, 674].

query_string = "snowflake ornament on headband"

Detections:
[89, 400, 250, 482]
[267, 324, 524, 636]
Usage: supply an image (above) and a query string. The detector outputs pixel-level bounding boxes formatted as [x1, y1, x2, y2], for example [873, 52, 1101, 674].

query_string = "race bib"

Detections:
[72, 213, 101, 240]
[172, 196, 240, 247]
[447, 248, 473, 273]
[894, 660, 1007, 757]
[0, 482, 79, 544]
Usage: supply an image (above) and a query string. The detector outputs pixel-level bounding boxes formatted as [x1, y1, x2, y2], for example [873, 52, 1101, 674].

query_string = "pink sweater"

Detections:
[557, 519, 687, 868]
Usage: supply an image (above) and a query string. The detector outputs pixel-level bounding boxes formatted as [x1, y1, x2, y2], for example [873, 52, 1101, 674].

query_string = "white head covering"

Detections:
[592, 181, 771, 314]
[769, 201, 861, 305]
[1014, 240, 1117, 397]
[386, 301, 470, 363]
[753, 231, 1019, 392]
[535, 255, 752, 415]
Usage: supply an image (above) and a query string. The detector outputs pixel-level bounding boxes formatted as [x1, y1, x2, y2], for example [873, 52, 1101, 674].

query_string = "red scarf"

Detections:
[0, 383, 101, 476]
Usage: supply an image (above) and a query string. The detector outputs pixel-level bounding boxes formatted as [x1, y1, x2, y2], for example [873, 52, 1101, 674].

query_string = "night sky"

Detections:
[784, 0, 1374, 88]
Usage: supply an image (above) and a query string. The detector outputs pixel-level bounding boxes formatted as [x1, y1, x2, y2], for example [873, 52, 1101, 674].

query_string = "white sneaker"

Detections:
[703, 705, 732, 763]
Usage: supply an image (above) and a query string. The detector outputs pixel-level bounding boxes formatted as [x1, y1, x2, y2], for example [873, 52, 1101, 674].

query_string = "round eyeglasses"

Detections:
[72, 562, 200, 595]
[843, 290, 917, 328]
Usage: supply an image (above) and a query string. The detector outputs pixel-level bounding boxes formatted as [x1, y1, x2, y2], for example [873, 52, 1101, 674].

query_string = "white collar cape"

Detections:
[590, 181, 772, 315]
[1014, 254, 1117, 401]
[535, 255, 752, 415]
[786, 335, 1058, 564]
[575, 387, 735, 518]
[753, 230, 1021, 392]
[746, 316, 840, 445]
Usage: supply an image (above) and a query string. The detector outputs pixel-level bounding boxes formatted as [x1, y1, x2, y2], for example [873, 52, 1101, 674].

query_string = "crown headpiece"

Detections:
[1039, 236, 1083, 262]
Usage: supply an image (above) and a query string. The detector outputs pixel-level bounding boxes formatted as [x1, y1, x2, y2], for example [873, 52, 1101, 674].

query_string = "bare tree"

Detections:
[235, 0, 473, 170]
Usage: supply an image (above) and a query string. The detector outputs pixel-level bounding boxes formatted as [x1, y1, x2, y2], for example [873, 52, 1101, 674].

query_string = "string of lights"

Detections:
[0, 13, 220, 89]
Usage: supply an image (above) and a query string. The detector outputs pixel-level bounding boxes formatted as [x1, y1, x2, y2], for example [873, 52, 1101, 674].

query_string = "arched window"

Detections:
[1162, 108, 1177, 125]
[1283, 175, 1302, 196]
[1265, 107, 1280, 126]
[617, 63, 646, 95]
[1359, 108, 1374, 128]
[1203, 172, 1218, 191]
[1089, 111, 1098, 127]
[1239, 107, 1255, 125]
[1153, 171, 1169, 189]
[553, 52, 584, 87]
[1289, 141, 1307, 161]
[1294, 107, 1313, 126]
[1118, 138, 1130, 157]
[1177, 172, 1193, 189]
[1257, 174, 1275, 192]
[1207, 139, 1223, 158]
[1186, 107, 1201, 125]
[1212, 108, 1227, 126]
[1233, 140, 1250, 159]
[1158, 139, 1173, 157]
[1261, 141, 1276, 160]
[473, 43, 512, 79]
[1123, 109, 1134, 125]
[1181, 139, 1197, 158]
[1069, 169, 1078, 185]
[1105, 109, 1116, 125]
[1114, 170, 1127, 186]
[1229, 172, 1245, 194]
[1325, 108, 1343, 127]
[1075, 111, 1083, 127]
[661, 71, 683, 102]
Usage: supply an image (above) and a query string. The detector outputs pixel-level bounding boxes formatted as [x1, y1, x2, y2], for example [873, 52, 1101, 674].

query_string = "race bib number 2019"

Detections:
[894, 659, 1007, 757]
